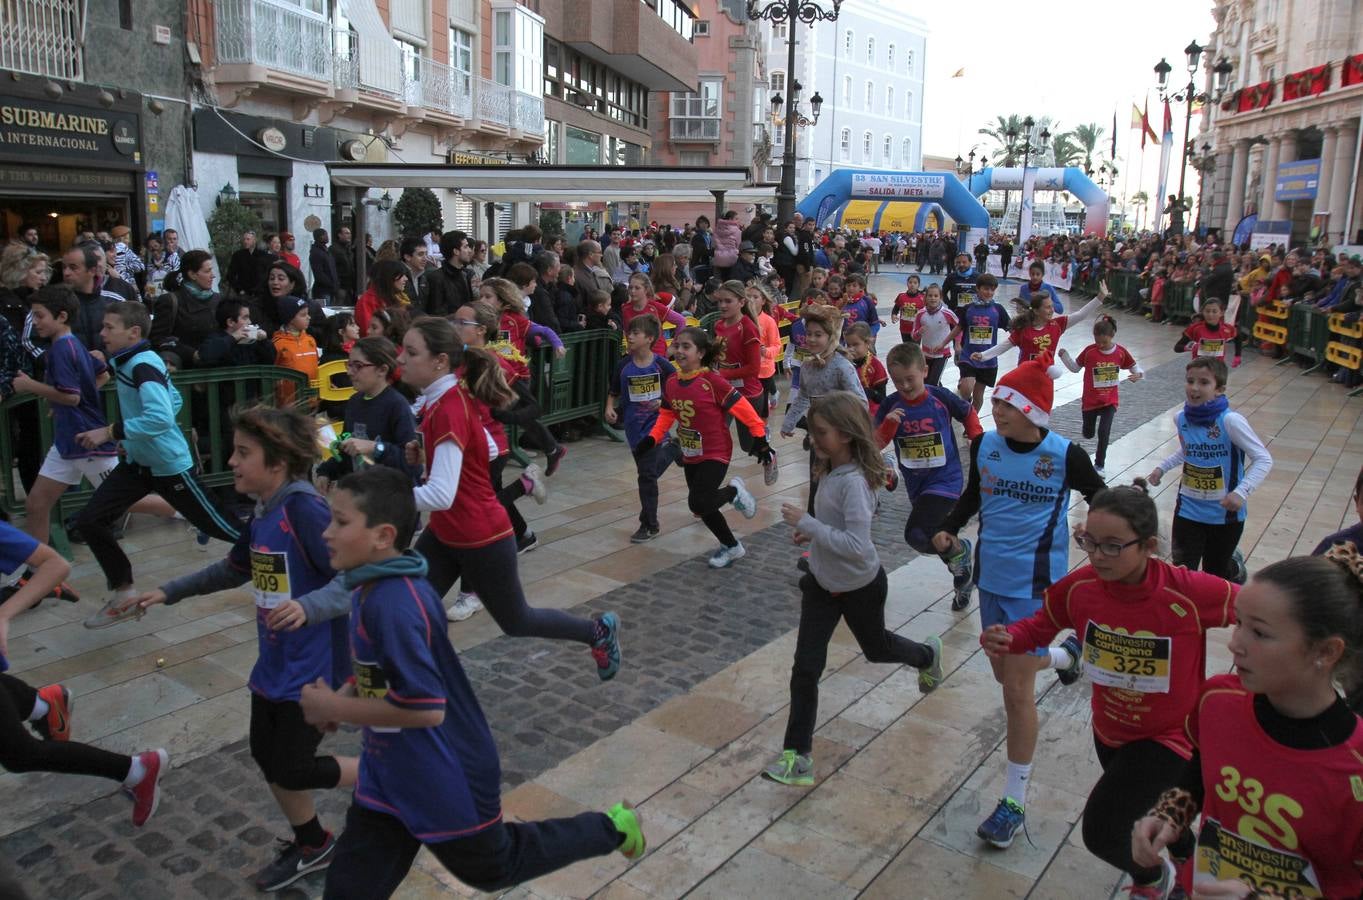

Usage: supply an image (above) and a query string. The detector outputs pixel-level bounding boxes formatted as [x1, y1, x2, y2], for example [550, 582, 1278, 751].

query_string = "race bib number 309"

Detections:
[251, 550, 291, 610]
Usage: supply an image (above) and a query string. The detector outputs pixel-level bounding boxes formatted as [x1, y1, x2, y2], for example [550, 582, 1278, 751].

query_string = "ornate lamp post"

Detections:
[1155, 42, 1232, 234]
[748, 0, 842, 223]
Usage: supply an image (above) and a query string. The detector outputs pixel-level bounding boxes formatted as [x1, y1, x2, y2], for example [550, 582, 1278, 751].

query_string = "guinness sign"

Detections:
[0, 95, 141, 167]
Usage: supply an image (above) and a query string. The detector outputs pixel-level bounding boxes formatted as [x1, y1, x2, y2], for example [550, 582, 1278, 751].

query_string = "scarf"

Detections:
[341, 549, 429, 591]
[183, 281, 215, 303]
[1183, 394, 1228, 427]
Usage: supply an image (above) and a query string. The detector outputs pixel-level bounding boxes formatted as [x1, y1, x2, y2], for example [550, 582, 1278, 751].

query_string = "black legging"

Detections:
[904, 493, 956, 557]
[0, 674, 129, 781]
[1082, 736, 1194, 883]
[1082, 405, 1116, 468]
[414, 531, 595, 645]
[683, 460, 737, 547]
[734, 391, 769, 455]
[490, 455, 529, 539]
[1171, 515, 1245, 580]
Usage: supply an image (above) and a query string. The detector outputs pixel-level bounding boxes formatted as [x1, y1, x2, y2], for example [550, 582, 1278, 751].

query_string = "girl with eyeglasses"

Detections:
[315, 336, 416, 492]
[982, 480, 1238, 898]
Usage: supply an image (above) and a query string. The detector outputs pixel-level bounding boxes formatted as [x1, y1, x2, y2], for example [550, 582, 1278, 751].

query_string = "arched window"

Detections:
[902, 137, 912, 166]
[906, 90, 914, 118]
[888, 43, 895, 69]
[839, 128, 851, 160]
[862, 130, 872, 162]
[843, 29, 853, 58]
[866, 37, 875, 65]
[886, 86, 894, 116]
[864, 80, 873, 111]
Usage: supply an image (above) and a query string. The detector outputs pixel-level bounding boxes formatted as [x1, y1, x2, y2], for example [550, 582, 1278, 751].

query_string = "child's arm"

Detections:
[795, 477, 875, 561]
[972, 334, 1016, 362]
[491, 380, 543, 426]
[0, 539, 70, 652]
[644, 405, 678, 445]
[110, 365, 180, 443]
[1057, 349, 1082, 373]
[1067, 442, 1107, 499]
[981, 606, 1065, 658]
[944, 320, 965, 343]
[867, 378, 887, 406]
[303, 683, 444, 729]
[1173, 332, 1194, 353]
[10, 372, 79, 406]
[938, 435, 983, 536]
[781, 378, 811, 436]
[526, 321, 565, 353]
[727, 391, 767, 439]
[1223, 413, 1273, 509]
[662, 306, 686, 329]
[413, 441, 462, 512]
[1064, 293, 1104, 329]
[140, 535, 252, 609]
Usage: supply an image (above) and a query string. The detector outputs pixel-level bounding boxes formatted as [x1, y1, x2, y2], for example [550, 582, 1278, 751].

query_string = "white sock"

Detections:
[123, 755, 146, 787]
[1004, 761, 1032, 807]
[28, 697, 48, 721]
[1048, 646, 1074, 670]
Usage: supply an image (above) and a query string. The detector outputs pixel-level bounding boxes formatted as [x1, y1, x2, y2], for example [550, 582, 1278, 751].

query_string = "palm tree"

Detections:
[1049, 132, 1084, 168]
[979, 115, 1027, 163]
[1068, 122, 1106, 172]
[1131, 191, 1150, 231]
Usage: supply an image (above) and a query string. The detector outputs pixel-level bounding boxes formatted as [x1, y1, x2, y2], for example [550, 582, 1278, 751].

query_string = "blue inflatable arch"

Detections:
[796, 170, 991, 249]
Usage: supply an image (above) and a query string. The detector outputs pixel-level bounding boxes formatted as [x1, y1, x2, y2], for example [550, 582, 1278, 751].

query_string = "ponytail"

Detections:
[462, 347, 517, 411]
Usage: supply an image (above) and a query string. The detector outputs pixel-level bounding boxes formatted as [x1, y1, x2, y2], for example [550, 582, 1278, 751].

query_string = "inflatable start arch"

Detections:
[796, 170, 990, 249]
[965, 167, 1110, 239]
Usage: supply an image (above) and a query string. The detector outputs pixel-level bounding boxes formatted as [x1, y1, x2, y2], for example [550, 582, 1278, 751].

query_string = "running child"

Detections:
[132, 405, 355, 891]
[890, 274, 925, 344]
[747, 283, 783, 410]
[1147, 357, 1272, 583]
[875, 342, 982, 611]
[844, 322, 887, 411]
[783, 289, 827, 406]
[399, 317, 621, 676]
[984, 481, 1235, 895]
[0, 519, 166, 828]
[764, 391, 944, 787]
[973, 281, 1108, 365]
[840, 274, 881, 337]
[942, 253, 979, 315]
[315, 336, 417, 490]
[71, 302, 242, 627]
[910, 284, 959, 386]
[605, 314, 679, 543]
[1132, 550, 1363, 898]
[932, 353, 1105, 849]
[622, 273, 686, 355]
[634, 326, 774, 569]
[302, 467, 644, 900]
[1312, 463, 1363, 555]
[946, 273, 1010, 411]
[1173, 296, 1240, 368]
[1017, 260, 1065, 314]
[713, 280, 779, 485]
[1058, 315, 1143, 477]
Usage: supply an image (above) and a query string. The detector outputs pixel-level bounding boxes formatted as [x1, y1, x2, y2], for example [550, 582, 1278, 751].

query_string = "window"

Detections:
[771, 71, 785, 94]
[842, 75, 851, 106]
[865, 81, 873, 111]
[886, 86, 894, 116]
[844, 29, 853, 58]
[565, 125, 601, 164]
[840, 128, 851, 160]
[906, 90, 913, 118]
[694, 20, 710, 36]
[883, 134, 892, 165]
[670, 77, 722, 141]
[866, 37, 875, 65]
[902, 137, 912, 166]
[494, 10, 512, 85]
[888, 43, 895, 69]
[906, 49, 914, 74]
[680, 150, 709, 166]
[491, 1, 543, 94]
[543, 39, 648, 128]
[862, 130, 872, 162]
[450, 28, 473, 97]
[772, 21, 787, 39]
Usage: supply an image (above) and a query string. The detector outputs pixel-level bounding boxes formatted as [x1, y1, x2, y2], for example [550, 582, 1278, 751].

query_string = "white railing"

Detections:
[0, 0, 83, 80]
[215, 0, 332, 83]
[476, 76, 510, 127]
[670, 117, 720, 141]
[401, 56, 473, 118]
[512, 89, 544, 135]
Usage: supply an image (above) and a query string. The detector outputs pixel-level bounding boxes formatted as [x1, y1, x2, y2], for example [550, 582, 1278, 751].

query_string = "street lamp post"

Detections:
[1154, 42, 1232, 235]
[748, 0, 842, 223]
[1190, 141, 1214, 235]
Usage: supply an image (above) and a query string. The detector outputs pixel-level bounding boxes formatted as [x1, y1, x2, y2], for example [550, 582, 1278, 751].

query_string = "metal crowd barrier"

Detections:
[1283, 304, 1329, 372]
[508, 328, 622, 466]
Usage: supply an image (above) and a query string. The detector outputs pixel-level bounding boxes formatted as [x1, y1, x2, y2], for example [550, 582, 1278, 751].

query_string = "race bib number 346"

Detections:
[1081, 621, 1172, 692]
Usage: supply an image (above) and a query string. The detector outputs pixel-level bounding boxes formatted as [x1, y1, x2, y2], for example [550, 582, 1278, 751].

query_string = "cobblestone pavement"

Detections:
[0, 342, 1197, 899]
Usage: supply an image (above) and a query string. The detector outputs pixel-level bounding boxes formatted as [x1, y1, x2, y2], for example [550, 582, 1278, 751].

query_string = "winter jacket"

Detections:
[150, 286, 219, 369]
[420, 262, 473, 317]
[714, 219, 742, 269]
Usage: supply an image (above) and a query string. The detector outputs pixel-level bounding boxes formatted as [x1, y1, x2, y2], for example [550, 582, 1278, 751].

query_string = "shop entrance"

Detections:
[0, 193, 131, 252]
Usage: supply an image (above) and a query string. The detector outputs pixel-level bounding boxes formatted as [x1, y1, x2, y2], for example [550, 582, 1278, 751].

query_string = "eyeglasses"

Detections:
[1073, 530, 1143, 558]
[453, 319, 480, 328]
[345, 360, 377, 371]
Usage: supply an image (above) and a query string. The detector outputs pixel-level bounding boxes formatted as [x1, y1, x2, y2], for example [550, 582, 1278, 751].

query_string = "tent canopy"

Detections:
[326, 163, 774, 204]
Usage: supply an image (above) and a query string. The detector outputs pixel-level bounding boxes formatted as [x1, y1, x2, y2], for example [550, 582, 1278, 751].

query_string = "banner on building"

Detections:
[1249, 219, 1292, 250]
[1275, 159, 1321, 201]
[1343, 54, 1363, 88]
[1282, 64, 1331, 101]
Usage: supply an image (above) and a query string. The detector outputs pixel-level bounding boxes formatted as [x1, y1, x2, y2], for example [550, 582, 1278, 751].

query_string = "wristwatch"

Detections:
[374, 440, 386, 459]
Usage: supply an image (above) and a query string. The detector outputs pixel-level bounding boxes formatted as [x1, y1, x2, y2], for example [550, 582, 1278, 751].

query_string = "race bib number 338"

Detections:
[1081, 621, 1172, 692]
[1181, 462, 1226, 501]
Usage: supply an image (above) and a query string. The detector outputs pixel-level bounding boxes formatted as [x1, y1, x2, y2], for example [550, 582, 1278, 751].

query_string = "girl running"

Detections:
[973, 281, 1108, 365]
[764, 391, 944, 788]
[633, 326, 773, 569]
[1058, 315, 1143, 477]
[1174, 296, 1241, 368]
[747, 282, 784, 411]
[783, 289, 827, 407]
[622, 273, 685, 355]
[844, 322, 888, 410]
[910, 283, 958, 386]
[890, 274, 925, 344]
[315, 336, 417, 490]
[1132, 549, 1363, 899]
[1017, 260, 1065, 314]
[984, 481, 1235, 897]
[712, 280, 778, 485]
[398, 317, 620, 678]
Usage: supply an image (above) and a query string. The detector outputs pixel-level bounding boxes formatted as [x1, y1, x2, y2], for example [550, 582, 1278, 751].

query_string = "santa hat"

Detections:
[992, 352, 1064, 427]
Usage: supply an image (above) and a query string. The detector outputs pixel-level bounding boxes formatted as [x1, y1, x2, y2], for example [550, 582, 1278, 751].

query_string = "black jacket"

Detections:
[150, 287, 220, 368]
[1199, 262, 1236, 303]
[226, 247, 271, 296]
[420, 262, 472, 317]
[198, 329, 277, 368]
[330, 242, 356, 295]
[310, 244, 338, 300]
[530, 282, 561, 332]
[553, 283, 582, 332]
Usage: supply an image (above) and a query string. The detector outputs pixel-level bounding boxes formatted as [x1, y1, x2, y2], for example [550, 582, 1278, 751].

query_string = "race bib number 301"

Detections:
[251, 550, 291, 610]
[626, 373, 661, 403]
[1181, 462, 1227, 501]
[1081, 621, 1172, 692]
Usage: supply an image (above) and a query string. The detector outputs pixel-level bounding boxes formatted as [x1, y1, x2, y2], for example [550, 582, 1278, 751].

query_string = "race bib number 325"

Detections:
[1081, 621, 1172, 692]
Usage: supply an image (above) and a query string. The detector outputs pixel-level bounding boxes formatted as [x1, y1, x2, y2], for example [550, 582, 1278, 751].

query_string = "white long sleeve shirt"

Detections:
[1155, 410, 1273, 501]
[411, 373, 498, 513]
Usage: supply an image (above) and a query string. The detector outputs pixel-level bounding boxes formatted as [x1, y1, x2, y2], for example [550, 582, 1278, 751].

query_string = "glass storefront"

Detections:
[565, 125, 601, 165]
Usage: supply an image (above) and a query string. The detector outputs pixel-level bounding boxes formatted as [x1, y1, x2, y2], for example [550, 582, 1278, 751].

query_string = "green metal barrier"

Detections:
[1164, 284, 1197, 322]
[1107, 271, 1138, 308]
[699, 312, 721, 334]
[1284, 303, 1330, 372]
[506, 329, 622, 466]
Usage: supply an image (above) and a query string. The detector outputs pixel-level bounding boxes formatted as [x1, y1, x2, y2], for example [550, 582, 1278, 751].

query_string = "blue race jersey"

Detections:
[612, 353, 675, 448]
[1018, 280, 1064, 314]
[875, 386, 971, 500]
[0, 522, 37, 672]
[976, 430, 1073, 599]
[1173, 408, 1246, 525]
[959, 302, 1010, 368]
[351, 572, 503, 842]
[45, 333, 115, 459]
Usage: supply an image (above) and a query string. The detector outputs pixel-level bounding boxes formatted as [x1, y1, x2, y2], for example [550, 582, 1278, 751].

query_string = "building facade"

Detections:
[1203, 0, 1362, 247]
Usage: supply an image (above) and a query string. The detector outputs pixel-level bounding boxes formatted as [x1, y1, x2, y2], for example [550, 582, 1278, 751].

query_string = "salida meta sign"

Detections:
[849, 173, 946, 200]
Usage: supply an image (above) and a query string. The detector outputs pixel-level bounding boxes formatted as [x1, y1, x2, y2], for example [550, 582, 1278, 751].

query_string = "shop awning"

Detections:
[326, 163, 773, 204]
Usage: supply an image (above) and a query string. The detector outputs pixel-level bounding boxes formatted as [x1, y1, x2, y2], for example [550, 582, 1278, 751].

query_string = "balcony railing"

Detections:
[671, 118, 720, 141]
[512, 89, 545, 135]
[0, 0, 84, 80]
[215, 0, 333, 83]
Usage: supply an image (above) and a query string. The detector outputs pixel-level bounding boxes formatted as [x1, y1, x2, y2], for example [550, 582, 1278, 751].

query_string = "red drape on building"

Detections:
[1343, 54, 1363, 88]
[1237, 80, 1275, 112]
[1283, 63, 1331, 101]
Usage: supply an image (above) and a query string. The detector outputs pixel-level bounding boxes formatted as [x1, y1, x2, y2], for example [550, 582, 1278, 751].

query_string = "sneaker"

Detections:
[729, 476, 757, 519]
[195, 531, 211, 551]
[948, 538, 974, 612]
[445, 592, 483, 622]
[0, 574, 80, 606]
[1229, 549, 1248, 585]
[1126, 857, 1177, 898]
[884, 454, 900, 493]
[126, 748, 169, 827]
[1056, 633, 1084, 686]
[762, 448, 779, 486]
[252, 831, 337, 892]
[977, 797, 1026, 848]
[708, 542, 746, 568]
[796, 551, 810, 574]
[33, 684, 73, 742]
[545, 444, 568, 477]
[761, 749, 815, 786]
[516, 531, 539, 555]
[522, 463, 547, 504]
[83, 592, 144, 630]
[606, 802, 645, 861]
[591, 612, 621, 681]
[918, 636, 944, 694]
[629, 524, 660, 543]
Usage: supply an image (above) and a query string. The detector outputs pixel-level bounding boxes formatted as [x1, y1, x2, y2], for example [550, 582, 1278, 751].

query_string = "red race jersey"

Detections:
[621, 300, 676, 357]
[472, 355, 520, 457]
[419, 383, 512, 549]
[493, 312, 533, 380]
[1076, 343, 1136, 411]
[659, 369, 742, 464]
[856, 354, 888, 412]
[1183, 320, 1237, 360]
[714, 316, 764, 398]
[894, 291, 925, 335]
[1012, 316, 1068, 362]
[1007, 559, 1236, 757]
[1190, 674, 1363, 899]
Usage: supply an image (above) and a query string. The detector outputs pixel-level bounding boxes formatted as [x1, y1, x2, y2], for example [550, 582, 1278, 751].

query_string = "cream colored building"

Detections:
[1204, 0, 1362, 246]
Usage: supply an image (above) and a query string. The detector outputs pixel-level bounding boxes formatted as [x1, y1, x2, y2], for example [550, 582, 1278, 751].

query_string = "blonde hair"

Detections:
[480, 276, 523, 315]
[0, 243, 44, 291]
[800, 303, 844, 366]
[808, 391, 887, 490]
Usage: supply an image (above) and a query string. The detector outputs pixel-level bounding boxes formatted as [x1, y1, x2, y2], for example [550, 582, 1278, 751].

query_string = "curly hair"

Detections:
[231, 404, 319, 480]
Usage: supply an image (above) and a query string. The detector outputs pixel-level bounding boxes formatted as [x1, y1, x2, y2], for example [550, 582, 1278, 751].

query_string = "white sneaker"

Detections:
[708, 542, 747, 568]
[522, 464, 547, 504]
[730, 477, 757, 519]
[446, 592, 483, 622]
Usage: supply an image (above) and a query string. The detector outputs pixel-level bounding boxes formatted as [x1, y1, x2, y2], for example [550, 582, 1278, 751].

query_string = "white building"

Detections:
[759, 0, 928, 199]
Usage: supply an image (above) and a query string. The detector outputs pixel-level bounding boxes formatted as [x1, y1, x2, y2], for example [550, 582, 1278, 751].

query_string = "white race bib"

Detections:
[1081, 621, 1172, 693]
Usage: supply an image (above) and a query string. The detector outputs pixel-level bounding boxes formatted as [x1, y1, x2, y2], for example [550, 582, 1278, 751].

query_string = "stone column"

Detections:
[1328, 119, 1358, 244]
[1314, 126, 1338, 224]
[1259, 136, 1281, 220]
[1223, 139, 1250, 235]
[1270, 130, 1298, 221]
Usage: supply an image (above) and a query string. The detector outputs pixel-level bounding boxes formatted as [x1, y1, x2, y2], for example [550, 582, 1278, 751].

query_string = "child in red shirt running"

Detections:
[891, 274, 925, 344]
[1058, 315, 1143, 476]
[633, 326, 774, 569]
[1174, 296, 1240, 368]
[974, 281, 1107, 365]
[844, 322, 888, 411]
[713, 280, 778, 485]
[622, 273, 686, 356]
[985, 482, 1236, 897]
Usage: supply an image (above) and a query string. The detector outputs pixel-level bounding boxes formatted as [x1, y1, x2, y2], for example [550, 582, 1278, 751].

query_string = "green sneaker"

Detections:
[918, 635, 944, 694]
[606, 802, 645, 860]
[761, 749, 814, 786]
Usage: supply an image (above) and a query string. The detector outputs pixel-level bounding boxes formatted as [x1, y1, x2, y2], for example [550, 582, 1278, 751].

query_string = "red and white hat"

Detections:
[992, 352, 1064, 427]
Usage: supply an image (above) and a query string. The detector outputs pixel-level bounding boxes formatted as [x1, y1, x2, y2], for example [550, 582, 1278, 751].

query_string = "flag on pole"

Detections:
[1131, 103, 1143, 129]
[1154, 99, 1174, 224]
[1111, 110, 1117, 160]
[1139, 99, 1159, 148]
[951, 67, 965, 78]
